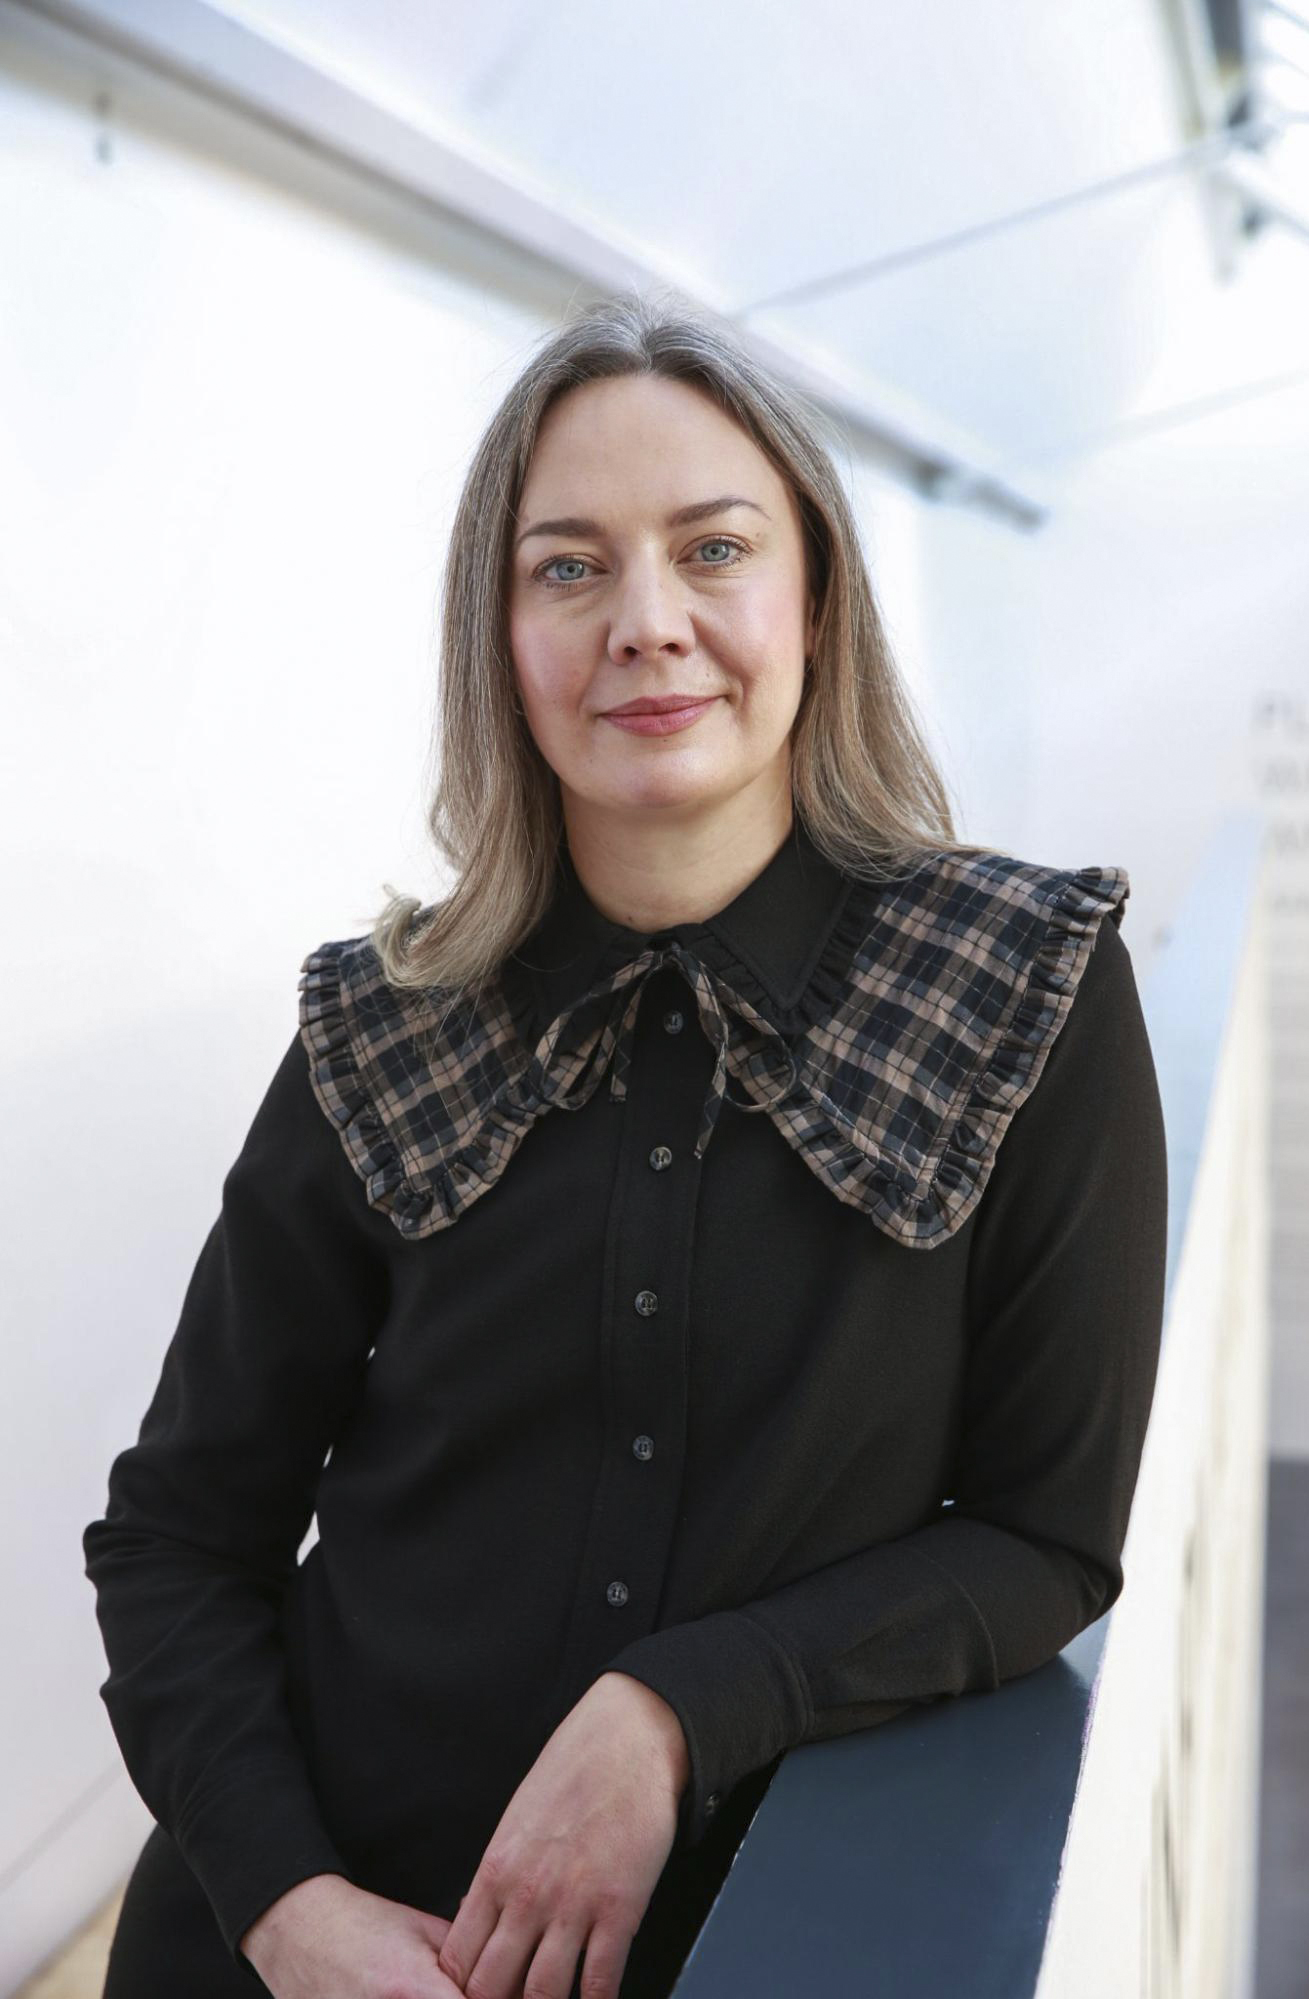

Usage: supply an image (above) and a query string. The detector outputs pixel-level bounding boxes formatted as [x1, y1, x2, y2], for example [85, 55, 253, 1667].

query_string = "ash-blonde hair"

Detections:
[372, 285, 983, 996]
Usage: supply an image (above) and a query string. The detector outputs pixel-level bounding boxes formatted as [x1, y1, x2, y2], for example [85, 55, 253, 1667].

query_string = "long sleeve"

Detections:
[604, 912, 1168, 1845]
[83, 1032, 388, 1963]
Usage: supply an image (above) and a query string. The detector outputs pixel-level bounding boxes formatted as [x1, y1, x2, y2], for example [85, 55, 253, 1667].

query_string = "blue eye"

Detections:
[540, 557, 589, 587]
[533, 537, 749, 591]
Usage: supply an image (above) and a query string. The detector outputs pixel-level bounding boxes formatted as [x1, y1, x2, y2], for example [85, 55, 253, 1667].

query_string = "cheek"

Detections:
[509, 636, 599, 769]
[723, 586, 809, 695]
[509, 612, 575, 712]
[729, 573, 808, 651]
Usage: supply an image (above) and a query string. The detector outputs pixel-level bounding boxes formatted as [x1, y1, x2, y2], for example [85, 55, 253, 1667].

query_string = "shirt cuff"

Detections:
[604, 1608, 811, 1846]
[172, 1762, 354, 1964]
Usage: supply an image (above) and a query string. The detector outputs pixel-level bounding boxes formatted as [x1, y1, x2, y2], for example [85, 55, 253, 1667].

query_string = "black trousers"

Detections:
[103, 1767, 775, 1999]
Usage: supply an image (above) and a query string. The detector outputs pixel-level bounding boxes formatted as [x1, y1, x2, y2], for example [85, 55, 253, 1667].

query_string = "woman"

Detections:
[86, 289, 1168, 1999]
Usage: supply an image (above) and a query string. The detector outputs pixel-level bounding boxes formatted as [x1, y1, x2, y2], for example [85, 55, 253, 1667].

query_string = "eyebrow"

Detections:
[513, 494, 770, 552]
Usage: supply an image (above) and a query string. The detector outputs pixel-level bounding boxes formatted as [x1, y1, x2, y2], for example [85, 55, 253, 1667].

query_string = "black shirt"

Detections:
[84, 819, 1168, 1994]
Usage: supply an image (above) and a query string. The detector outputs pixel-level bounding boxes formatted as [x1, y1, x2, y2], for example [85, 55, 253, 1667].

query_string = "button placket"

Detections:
[553, 965, 710, 1701]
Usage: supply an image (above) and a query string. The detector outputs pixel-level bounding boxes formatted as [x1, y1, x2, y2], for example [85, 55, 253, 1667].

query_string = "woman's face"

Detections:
[506, 373, 816, 835]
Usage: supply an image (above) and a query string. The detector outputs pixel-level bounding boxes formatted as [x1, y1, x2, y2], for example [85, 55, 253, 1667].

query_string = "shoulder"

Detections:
[295, 926, 531, 1240]
[297, 929, 394, 1147]
[793, 845, 1135, 1248]
[297, 927, 468, 1096]
[882, 843, 1130, 940]
[822, 841, 1132, 1063]
[299, 928, 396, 1031]
[840, 843, 1133, 1036]
[913, 845, 1141, 1064]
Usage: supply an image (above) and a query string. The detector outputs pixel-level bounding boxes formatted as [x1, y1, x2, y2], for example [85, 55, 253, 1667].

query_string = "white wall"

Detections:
[1036, 880, 1271, 1999]
[4, 6, 1307, 1988]
[0, 24, 561, 1989]
[0, 24, 946, 1987]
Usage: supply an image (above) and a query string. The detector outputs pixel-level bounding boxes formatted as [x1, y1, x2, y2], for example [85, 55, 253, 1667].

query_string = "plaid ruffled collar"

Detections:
[297, 825, 1128, 1251]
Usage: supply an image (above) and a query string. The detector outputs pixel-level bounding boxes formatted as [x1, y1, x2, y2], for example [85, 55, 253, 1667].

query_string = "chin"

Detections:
[619, 773, 743, 816]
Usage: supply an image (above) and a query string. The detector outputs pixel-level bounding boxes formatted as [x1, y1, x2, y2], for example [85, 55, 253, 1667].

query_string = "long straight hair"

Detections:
[371, 286, 985, 997]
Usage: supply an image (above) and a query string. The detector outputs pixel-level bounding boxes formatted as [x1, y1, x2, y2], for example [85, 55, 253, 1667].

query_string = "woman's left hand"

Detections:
[436, 1670, 690, 1999]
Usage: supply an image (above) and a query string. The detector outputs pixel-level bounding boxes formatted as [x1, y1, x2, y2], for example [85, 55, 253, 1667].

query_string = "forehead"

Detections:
[520, 374, 785, 507]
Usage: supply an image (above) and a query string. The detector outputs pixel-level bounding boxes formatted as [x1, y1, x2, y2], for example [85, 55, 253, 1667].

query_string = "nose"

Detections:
[606, 554, 696, 665]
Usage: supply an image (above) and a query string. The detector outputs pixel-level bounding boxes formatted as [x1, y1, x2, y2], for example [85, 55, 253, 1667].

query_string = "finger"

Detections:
[518, 1917, 590, 1999]
[571, 1919, 636, 1999]
[457, 1903, 544, 1999]
[413, 1906, 453, 1950]
[438, 1886, 501, 1992]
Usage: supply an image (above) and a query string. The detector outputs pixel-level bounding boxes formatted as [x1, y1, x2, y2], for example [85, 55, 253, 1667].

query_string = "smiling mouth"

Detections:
[602, 694, 720, 715]
[600, 696, 720, 737]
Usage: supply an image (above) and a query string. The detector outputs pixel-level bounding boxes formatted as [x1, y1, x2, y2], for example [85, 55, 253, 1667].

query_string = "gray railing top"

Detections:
[671, 813, 1268, 1998]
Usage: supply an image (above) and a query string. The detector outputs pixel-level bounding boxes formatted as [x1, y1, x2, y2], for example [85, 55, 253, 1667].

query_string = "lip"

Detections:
[600, 695, 720, 738]
[603, 694, 718, 716]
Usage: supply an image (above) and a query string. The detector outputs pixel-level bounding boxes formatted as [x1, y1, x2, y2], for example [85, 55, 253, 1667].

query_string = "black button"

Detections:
[607, 1580, 629, 1607]
[663, 1009, 684, 1035]
[705, 1793, 720, 1816]
[648, 1145, 673, 1171]
[634, 1290, 659, 1317]
[632, 1434, 655, 1461]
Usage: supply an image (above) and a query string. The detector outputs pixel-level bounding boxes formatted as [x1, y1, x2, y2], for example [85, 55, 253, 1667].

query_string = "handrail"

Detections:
[671, 814, 1269, 1998]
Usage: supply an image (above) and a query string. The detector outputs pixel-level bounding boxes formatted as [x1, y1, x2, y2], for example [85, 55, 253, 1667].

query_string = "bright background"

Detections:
[2, 0, 1307, 1985]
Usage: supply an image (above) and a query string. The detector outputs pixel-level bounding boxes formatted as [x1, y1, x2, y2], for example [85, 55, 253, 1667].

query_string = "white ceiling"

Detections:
[38, 0, 1309, 492]
[207, 0, 1185, 279]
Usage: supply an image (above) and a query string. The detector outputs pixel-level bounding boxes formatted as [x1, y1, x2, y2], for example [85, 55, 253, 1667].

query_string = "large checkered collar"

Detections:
[297, 820, 1128, 1251]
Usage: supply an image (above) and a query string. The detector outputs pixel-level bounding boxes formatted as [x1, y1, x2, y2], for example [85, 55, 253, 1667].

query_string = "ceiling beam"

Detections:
[5, 0, 1049, 530]
[1218, 143, 1309, 236]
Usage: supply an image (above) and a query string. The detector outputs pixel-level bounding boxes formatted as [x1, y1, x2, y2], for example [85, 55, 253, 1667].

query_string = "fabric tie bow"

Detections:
[526, 939, 798, 1159]
[298, 853, 1130, 1248]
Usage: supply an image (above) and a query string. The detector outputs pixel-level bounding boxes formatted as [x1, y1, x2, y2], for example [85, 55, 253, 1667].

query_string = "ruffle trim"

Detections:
[297, 856, 1129, 1249]
[298, 943, 554, 1238]
[771, 861, 1131, 1248]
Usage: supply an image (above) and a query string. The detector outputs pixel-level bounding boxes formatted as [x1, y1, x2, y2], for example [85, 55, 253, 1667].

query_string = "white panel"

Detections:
[767, 174, 1216, 466]
[1034, 901, 1270, 1999]
[211, 0, 1185, 296]
[0, 26, 544, 1985]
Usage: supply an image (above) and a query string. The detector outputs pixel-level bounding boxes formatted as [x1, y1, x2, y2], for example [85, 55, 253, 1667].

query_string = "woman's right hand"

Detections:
[240, 1872, 468, 1998]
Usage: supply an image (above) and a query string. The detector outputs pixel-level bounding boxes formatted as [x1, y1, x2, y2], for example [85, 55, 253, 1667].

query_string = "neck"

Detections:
[561, 779, 796, 933]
